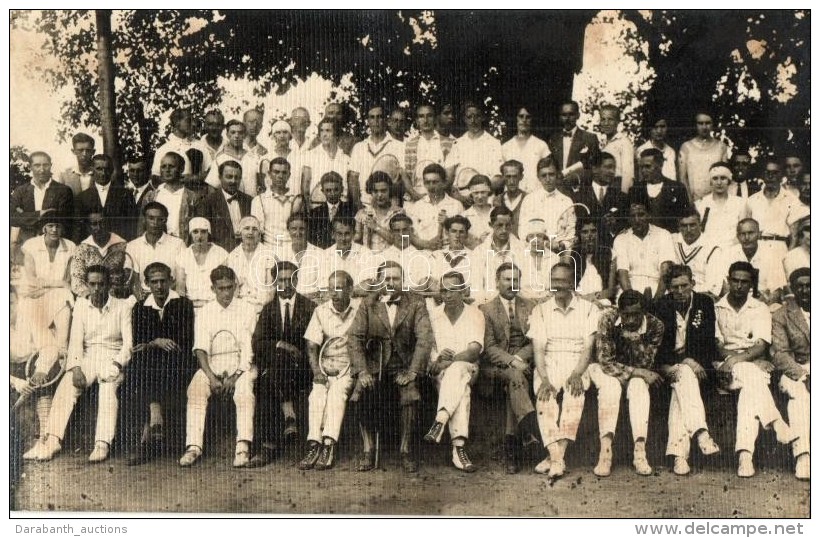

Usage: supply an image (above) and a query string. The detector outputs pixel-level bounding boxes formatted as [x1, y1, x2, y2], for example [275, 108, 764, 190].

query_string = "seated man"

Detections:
[718, 218, 787, 305]
[347, 261, 434, 473]
[652, 265, 721, 476]
[249, 261, 316, 467]
[298, 270, 361, 471]
[179, 265, 257, 468]
[423, 271, 485, 473]
[715, 261, 795, 478]
[672, 210, 723, 299]
[479, 262, 541, 474]
[121, 262, 195, 465]
[381, 213, 435, 292]
[431, 215, 473, 289]
[318, 216, 377, 294]
[527, 262, 600, 478]
[592, 290, 664, 477]
[29, 265, 133, 463]
[770, 267, 810, 480]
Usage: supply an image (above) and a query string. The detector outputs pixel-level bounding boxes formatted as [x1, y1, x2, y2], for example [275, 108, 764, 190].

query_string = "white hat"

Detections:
[188, 217, 211, 233]
[272, 120, 292, 134]
[523, 218, 547, 238]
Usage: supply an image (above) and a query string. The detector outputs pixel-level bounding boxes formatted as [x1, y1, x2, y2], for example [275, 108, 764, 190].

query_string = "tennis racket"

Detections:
[12, 347, 66, 412]
[101, 248, 136, 292]
[554, 202, 590, 251]
[454, 166, 480, 196]
[209, 329, 242, 381]
[371, 153, 402, 185]
[365, 338, 384, 469]
[318, 336, 351, 378]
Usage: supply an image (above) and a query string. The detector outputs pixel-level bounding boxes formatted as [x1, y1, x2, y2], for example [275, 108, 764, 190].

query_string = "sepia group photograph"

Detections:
[6, 7, 811, 521]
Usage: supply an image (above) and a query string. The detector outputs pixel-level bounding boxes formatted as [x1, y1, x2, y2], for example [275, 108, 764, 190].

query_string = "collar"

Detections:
[218, 146, 247, 160]
[141, 232, 170, 245]
[90, 295, 114, 312]
[279, 295, 296, 305]
[328, 298, 358, 316]
[222, 189, 239, 201]
[95, 181, 111, 192]
[562, 126, 577, 137]
[615, 314, 648, 335]
[262, 189, 291, 200]
[82, 233, 125, 251]
[168, 132, 190, 144]
[504, 191, 523, 203]
[144, 290, 180, 311]
[366, 133, 395, 152]
[35, 235, 71, 252]
[550, 294, 578, 313]
[30, 179, 52, 191]
[327, 201, 340, 210]
[715, 294, 760, 313]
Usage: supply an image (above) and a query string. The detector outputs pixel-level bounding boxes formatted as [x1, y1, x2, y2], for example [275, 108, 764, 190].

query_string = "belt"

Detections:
[759, 234, 789, 243]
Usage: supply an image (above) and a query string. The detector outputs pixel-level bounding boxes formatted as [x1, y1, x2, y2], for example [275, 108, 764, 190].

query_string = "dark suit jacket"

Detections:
[629, 179, 692, 233]
[652, 292, 718, 369]
[193, 189, 252, 252]
[771, 298, 810, 371]
[547, 128, 601, 173]
[10, 181, 74, 243]
[479, 295, 535, 368]
[307, 202, 358, 248]
[252, 293, 316, 367]
[74, 184, 138, 242]
[347, 292, 433, 376]
[131, 295, 195, 361]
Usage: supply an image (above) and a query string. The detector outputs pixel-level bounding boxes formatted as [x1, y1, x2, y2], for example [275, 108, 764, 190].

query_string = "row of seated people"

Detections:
[12, 246, 810, 481]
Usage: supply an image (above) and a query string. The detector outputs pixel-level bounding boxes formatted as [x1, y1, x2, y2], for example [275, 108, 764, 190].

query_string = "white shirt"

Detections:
[304, 298, 362, 345]
[600, 132, 635, 192]
[67, 295, 133, 370]
[671, 233, 723, 296]
[612, 225, 676, 295]
[226, 244, 278, 310]
[153, 184, 186, 237]
[318, 243, 376, 287]
[747, 188, 800, 238]
[501, 135, 551, 193]
[714, 295, 771, 352]
[178, 244, 229, 306]
[193, 298, 255, 373]
[131, 182, 152, 205]
[126, 233, 185, 291]
[303, 145, 352, 204]
[206, 148, 262, 197]
[251, 190, 299, 246]
[428, 303, 485, 360]
[718, 242, 787, 295]
[695, 193, 748, 249]
[405, 194, 465, 241]
[636, 140, 676, 181]
[783, 246, 810, 281]
[446, 131, 503, 187]
[94, 182, 110, 207]
[527, 295, 600, 355]
[350, 134, 405, 207]
[143, 289, 181, 321]
[152, 133, 196, 176]
[31, 179, 52, 211]
[199, 134, 223, 171]
[677, 137, 729, 201]
[518, 188, 576, 248]
[561, 128, 576, 170]
[21, 236, 76, 282]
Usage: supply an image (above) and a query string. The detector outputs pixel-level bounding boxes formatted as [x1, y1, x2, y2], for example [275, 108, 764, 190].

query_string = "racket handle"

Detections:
[12, 391, 31, 412]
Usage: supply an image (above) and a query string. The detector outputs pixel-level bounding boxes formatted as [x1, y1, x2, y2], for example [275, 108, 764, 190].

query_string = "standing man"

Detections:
[770, 268, 810, 481]
[251, 157, 303, 247]
[652, 265, 721, 475]
[126, 202, 186, 297]
[495, 160, 528, 237]
[387, 108, 409, 142]
[635, 115, 676, 181]
[73, 154, 138, 242]
[403, 103, 455, 201]
[200, 110, 225, 168]
[143, 152, 200, 240]
[592, 290, 664, 477]
[58, 132, 96, 196]
[125, 156, 156, 217]
[289, 107, 312, 153]
[480, 262, 541, 474]
[781, 152, 804, 199]
[746, 156, 801, 262]
[302, 117, 355, 207]
[349, 105, 405, 207]
[121, 262, 195, 465]
[205, 119, 261, 196]
[307, 172, 358, 249]
[677, 110, 729, 201]
[468, 206, 528, 305]
[347, 261, 434, 473]
[632, 148, 691, 233]
[445, 102, 504, 194]
[195, 160, 253, 252]
[714, 261, 795, 478]
[598, 104, 635, 193]
[547, 100, 600, 184]
[30, 265, 132, 463]
[526, 262, 600, 478]
[152, 108, 198, 179]
[243, 108, 269, 158]
[728, 149, 761, 199]
[10, 151, 74, 263]
[298, 270, 361, 470]
[424, 271, 485, 473]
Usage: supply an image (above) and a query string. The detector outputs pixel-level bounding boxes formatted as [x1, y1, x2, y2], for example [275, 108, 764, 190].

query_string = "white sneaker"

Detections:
[88, 441, 110, 463]
[737, 451, 755, 478]
[233, 447, 250, 468]
[593, 448, 613, 477]
[633, 450, 652, 476]
[771, 420, 797, 445]
[697, 431, 720, 456]
[179, 446, 202, 467]
[534, 457, 551, 475]
[547, 459, 565, 478]
[673, 457, 691, 476]
[37, 435, 61, 461]
[23, 441, 44, 461]
[795, 453, 810, 481]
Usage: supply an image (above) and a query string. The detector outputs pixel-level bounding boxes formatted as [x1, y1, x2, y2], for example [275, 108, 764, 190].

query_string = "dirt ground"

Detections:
[11, 388, 810, 517]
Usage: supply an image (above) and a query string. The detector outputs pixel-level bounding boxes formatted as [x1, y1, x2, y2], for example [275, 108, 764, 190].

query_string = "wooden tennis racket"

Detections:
[12, 347, 66, 412]
[371, 153, 402, 185]
[209, 329, 242, 381]
[318, 336, 351, 378]
[101, 248, 136, 292]
[410, 159, 436, 199]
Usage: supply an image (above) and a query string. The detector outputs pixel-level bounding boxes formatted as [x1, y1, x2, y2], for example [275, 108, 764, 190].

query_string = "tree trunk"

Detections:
[95, 10, 121, 183]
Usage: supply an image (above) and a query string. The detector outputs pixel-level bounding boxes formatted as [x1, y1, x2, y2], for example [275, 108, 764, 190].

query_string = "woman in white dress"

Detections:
[176, 217, 229, 308]
[570, 216, 617, 306]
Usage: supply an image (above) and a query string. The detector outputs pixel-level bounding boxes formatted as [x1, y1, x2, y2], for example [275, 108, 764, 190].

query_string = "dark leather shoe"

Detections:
[315, 441, 337, 471]
[298, 441, 321, 470]
[247, 447, 277, 468]
[283, 418, 298, 442]
[401, 452, 419, 473]
[356, 451, 375, 472]
[126, 443, 154, 466]
[452, 445, 477, 473]
[423, 421, 445, 444]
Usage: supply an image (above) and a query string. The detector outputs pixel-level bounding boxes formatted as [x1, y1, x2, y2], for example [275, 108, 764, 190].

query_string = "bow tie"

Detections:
[226, 196, 238, 204]
[562, 131, 573, 138]
[382, 296, 401, 306]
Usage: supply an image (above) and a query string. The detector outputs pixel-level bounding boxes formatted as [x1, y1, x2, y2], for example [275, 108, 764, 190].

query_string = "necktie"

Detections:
[329, 205, 337, 220]
[735, 182, 743, 197]
[507, 300, 515, 322]
[283, 301, 292, 336]
[226, 195, 241, 231]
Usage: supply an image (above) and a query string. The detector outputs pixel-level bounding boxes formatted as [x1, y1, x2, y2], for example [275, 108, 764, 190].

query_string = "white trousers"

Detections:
[779, 369, 810, 457]
[723, 361, 784, 454]
[434, 361, 479, 441]
[184, 368, 257, 449]
[307, 373, 354, 443]
[45, 356, 123, 445]
[666, 363, 710, 458]
[587, 363, 629, 440]
[534, 351, 590, 447]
